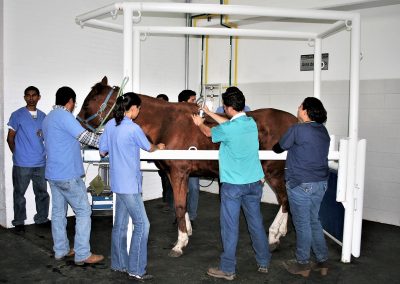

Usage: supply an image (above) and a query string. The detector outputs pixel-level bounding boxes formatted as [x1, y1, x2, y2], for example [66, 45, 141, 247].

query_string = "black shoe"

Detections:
[128, 273, 154, 281]
[36, 220, 51, 228]
[190, 220, 197, 230]
[15, 224, 25, 233]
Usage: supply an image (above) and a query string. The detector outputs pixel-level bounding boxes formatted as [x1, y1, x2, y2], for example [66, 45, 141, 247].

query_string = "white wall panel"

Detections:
[1, 0, 186, 227]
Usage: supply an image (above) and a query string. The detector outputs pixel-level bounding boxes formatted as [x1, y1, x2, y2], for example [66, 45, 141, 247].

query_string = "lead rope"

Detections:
[95, 76, 129, 133]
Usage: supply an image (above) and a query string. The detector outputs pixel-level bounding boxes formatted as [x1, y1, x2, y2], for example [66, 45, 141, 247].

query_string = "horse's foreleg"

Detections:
[169, 209, 190, 258]
[185, 212, 192, 236]
[268, 205, 288, 251]
[168, 170, 190, 257]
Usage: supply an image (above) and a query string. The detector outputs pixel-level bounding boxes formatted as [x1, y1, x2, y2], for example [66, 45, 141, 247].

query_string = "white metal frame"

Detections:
[76, 2, 365, 263]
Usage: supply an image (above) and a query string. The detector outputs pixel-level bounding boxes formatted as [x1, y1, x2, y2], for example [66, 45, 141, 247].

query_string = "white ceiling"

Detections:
[188, 0, 400, 10]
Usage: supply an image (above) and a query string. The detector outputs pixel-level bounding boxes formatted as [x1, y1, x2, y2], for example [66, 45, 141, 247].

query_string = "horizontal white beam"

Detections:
[317, 20, 348, 39]
[83, 149, 340, 162]
[135, 26, 316, 40]
[80, 19, 123, 32]
[76, 3, 119, 24]
[76, 2, 358, 26]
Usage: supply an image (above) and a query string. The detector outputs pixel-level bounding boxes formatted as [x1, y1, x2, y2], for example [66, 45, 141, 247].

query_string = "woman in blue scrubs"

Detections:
[99, 92, 165, 281]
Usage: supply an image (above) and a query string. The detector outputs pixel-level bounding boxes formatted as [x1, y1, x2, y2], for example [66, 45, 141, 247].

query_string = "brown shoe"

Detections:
[75, 253, 104, 266]
[55, 249, 75, 261]
[207, 267, 236, 281]
[311, 261, 329, 276]
[282, 259, 311, 277]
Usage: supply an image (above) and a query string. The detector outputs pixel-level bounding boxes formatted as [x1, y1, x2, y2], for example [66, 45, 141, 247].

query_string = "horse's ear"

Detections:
[101, 76, 108, 85]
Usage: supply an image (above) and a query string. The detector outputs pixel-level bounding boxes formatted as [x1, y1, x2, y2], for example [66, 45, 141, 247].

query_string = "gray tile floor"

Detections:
[1, 191, 399, 283]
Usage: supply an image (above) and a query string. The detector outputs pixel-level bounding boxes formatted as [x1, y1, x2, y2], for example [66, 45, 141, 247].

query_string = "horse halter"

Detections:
[77, 87, 117, 132]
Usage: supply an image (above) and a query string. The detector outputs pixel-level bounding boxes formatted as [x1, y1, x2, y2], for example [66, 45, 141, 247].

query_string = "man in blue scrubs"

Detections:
[192, 87, 270, 280]
[42, 86, 104, 265]
[7, 86, 50, 233]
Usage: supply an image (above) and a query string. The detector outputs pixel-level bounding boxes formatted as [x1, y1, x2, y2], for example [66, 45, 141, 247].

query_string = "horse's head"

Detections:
[77, 76, 119, 132]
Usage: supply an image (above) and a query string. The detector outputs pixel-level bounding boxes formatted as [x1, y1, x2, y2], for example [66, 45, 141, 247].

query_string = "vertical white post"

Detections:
[341, 14, 361, 263]
[133, 30, 141, 93]
[123, 6, 133, 92]
[313, 38, 322, 99]
[122, 6, 134, 249]
[352, 139, 367, 257]
[336, 138, 349, 202]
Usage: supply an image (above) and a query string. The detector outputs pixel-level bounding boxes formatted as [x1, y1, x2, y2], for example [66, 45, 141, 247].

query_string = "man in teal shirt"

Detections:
[192, 86, 270, 280]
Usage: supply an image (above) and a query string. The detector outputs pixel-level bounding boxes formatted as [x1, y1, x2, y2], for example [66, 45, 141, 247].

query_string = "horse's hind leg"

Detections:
[264, 164, 289, 252]
[269, 205, 288, 251]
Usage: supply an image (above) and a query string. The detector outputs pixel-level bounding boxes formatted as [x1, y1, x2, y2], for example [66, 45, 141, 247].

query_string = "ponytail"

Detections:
[113, 92, 141, 126]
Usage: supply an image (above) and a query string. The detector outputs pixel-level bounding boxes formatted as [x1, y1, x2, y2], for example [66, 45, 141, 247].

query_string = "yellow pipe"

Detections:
[205, 35, 209, 84]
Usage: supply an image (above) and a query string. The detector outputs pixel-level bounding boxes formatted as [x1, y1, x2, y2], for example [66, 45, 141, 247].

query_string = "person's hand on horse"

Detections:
[157, 143, 166, 150]
[191, 114, 205, 126]
[201, 105, 211, 115]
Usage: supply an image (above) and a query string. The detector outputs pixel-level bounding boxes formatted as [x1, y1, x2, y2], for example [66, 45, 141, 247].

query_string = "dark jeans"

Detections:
[12, 165, 49, 226]
[158, 170, 174, 209]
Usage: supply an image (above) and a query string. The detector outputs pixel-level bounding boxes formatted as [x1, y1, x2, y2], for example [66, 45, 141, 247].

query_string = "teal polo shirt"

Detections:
[211, 113, 264, 184]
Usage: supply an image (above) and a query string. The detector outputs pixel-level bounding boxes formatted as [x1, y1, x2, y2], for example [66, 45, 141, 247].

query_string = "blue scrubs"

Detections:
[42, 108, 85, 180]
[99, 117, 151, 194]
[8, 107, 46, 167]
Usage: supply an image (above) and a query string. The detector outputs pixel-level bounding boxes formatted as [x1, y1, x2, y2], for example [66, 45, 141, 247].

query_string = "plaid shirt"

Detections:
[53, 105, 100, 148]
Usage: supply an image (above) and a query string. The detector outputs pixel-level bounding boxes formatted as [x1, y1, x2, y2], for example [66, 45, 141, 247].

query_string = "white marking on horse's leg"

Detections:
[269, 206, 288, 245]
[171, 229, 189, 256]
[185, 212, 192, 236]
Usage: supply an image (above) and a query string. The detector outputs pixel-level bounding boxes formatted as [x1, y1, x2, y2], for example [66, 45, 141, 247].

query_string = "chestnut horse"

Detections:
[77, 77, 297, 257]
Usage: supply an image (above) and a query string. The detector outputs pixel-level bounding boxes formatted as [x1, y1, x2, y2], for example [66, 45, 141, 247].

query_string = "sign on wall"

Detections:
[300, 53, 329, 71]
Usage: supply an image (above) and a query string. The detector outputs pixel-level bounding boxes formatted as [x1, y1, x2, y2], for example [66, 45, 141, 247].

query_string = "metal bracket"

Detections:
[345, 20, 352, 31]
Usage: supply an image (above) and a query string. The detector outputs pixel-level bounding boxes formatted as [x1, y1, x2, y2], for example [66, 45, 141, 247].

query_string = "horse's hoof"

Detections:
[269, 242, 280, 252]
[168, 249, 183, 258]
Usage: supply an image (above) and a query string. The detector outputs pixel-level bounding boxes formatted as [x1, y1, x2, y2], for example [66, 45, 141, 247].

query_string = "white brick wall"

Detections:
[237, 79, 400, 226]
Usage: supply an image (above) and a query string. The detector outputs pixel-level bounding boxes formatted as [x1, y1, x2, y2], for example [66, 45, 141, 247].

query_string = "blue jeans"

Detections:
[48, 178, 92, 262]
[112, 193, 150, 276]
[286, 181, 329, 264]
[187, 177, 199, 221]
[219, 181, 270, 274]
[12, 166, 49, 226]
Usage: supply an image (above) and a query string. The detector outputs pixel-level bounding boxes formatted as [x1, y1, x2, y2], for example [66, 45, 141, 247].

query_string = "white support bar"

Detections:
[135, 26, 317, 40]
[341, 13, 361, 264]
[81, 19, 123, 32]
[116, 2, 357, 21]
[318, 20, 348, 39]
[336, 138, 349, 202]
[76, 3, 119, 24]
[123, 7, 133, 92]
[313, 38, 322, 99]
[83, 149, 340, 162]
[76, 3, 358, 27]
[352, 139, 367, 257]
[133, 29, 141, 92]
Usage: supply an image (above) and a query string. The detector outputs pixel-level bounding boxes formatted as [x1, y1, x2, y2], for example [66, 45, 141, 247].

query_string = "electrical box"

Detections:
[202, 84, 222, 112]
